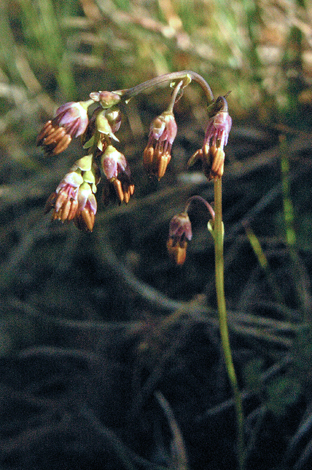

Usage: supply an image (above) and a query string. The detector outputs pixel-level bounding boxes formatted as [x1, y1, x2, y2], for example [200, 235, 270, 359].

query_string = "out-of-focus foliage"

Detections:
[1, 0, 312, 122]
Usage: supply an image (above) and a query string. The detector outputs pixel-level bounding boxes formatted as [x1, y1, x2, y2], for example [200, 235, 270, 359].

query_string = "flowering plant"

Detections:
[37, 70, 245, 469]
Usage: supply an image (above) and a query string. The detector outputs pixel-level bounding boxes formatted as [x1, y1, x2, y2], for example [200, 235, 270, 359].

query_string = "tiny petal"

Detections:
[75, 154, 93, 172]
[101, 145, 127, 180]
[105, 108, 122, 134]
[204, 95, 232, 151]
[96, 111, 119, 141]
[149, 111, 177, 144]
[150, 116, 166, 140]
[169, 212, 192, 241]
[60, 171, 84, 189]
[54, 101, 89, 138]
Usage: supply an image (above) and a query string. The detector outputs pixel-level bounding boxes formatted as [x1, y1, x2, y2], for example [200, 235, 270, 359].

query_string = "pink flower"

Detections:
[44, 158, 99, 231]
[143, 111, 177, 180]
[101, 145, 127, 180]
[167, 212, 192, 266]
[53, 102, 89, 138]
[44, 170, 83, 222]
[37, 101, 89, 155]
[100, 145, 134, 205]
[73, 182, 97, 232]
[204, 97, 232, 150]
[188, 95, 231, 180]
[169, 212, 192, 241]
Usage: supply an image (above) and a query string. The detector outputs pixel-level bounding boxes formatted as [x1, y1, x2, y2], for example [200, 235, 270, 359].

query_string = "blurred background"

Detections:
[1, 0, 312, 469]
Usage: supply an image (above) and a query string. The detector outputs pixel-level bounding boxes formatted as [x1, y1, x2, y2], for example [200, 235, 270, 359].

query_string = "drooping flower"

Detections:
[188, 95, 232, 180]
[101, 145, 134, 204]
[205, 95, 232, 149]
[143, 111, 177, 180]
[44, 155, 99, 231]
[37, 101, 90, 155]
[101, 145, 127, 180]
[44, 170, 83, 222]
[73, 182, 97, 232]
[167, 212, 192, 266]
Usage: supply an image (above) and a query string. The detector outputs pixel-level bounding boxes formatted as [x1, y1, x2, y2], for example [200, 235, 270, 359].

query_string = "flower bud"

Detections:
[89, 91, 121, 108]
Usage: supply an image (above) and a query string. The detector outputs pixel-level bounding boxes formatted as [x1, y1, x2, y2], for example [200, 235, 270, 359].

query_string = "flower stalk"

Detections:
[119, 70, 214, 104]
[214, 177, 245, 470]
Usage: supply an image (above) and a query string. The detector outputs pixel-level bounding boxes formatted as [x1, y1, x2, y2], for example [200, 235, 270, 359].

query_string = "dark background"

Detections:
[1, 1, 312, 469]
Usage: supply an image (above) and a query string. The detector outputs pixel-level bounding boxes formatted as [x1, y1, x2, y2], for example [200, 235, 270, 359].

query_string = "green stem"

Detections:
[119, 70, 214, 104]
[214, 177, 245, 470]
[166, 80, 184, 113]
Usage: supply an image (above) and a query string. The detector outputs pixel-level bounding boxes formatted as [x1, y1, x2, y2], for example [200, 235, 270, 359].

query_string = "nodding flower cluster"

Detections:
[37, 71, 231, 262]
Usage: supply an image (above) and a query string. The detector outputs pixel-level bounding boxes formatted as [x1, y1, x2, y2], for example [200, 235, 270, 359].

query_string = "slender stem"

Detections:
[119, 70, 214, 104]
[167, 80, 184, 113]
[214, 177, 245, 470]
[184, 195, 215, 220]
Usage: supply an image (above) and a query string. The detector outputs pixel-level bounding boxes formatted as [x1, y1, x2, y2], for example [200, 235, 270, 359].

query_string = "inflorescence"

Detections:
[37, 71, 232, 262]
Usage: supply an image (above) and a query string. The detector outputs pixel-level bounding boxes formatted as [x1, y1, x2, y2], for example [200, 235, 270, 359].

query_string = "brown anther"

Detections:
[122, 180, 135, 204]
[211, 147, 225, 179]
[37, 121, 73, 155]
[82, 207, 95, 232]
[67, 199, 78, 221]
[53, 134, 72, 155]
[157, 152, 171, 180]
[205, 146, 225, 180]
[187, 148, 203, 168]
[143, 146, 171, 180]
[43, 127, 66, 146]
[37, 121, 53, 145]
[54, 191, 68, 213]
[113, 178, 124, 203]
[44, 192, 57, 214]
[143, 146, 154, 170]
[167, 238, 188, 266]
[74, 208, 95, 232]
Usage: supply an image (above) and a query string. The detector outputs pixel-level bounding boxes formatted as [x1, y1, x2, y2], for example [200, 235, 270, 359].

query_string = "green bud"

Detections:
[75, 154, 93, 171]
